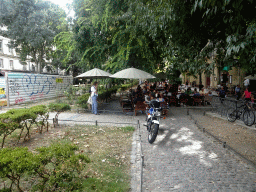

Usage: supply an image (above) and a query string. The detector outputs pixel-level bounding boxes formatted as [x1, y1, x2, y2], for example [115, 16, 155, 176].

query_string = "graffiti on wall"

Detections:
[0, 77, 6, 98]
[22, 74, 56, 96]
[8, 73, 73, 105]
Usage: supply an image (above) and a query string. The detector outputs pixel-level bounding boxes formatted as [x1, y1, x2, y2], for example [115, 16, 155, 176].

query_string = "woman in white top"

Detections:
[91, 82, 99, 115]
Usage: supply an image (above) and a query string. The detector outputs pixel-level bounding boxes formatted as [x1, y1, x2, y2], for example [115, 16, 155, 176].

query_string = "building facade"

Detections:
[181, 59, 246, 90]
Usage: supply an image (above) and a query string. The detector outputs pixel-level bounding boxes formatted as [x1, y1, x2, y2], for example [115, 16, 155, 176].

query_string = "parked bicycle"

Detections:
[227, 100, 255, 126]
[144, 99, 167, 143]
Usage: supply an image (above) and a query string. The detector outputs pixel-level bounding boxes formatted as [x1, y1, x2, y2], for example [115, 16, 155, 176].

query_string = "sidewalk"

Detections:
[139, 108, 256, 191]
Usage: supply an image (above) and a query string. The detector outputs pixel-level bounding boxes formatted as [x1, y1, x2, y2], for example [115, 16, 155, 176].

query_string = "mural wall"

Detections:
[7, 73, 73, 105]
[0, 77, 7, 106]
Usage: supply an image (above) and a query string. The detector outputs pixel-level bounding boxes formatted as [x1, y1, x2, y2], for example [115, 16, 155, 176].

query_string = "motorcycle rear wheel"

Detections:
[148, 123, 159, 144]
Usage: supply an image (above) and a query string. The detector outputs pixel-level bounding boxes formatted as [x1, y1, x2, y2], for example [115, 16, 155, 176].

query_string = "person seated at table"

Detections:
[164, 82, 168, 90]
[150, 90, 156, 98]
[185, 87, 192, 95]
[179, 89, 188, 103]
[193, 88, 200, 97]
[137, 84, 142, 91]
[153, 82, 157, 90]
[159, 93, 165, 102]
[207, 91, 213, 96]
[133, 93, 145, 105]
[199, 88, 206, 96]
[143, 86, 148, 94]
[155, 90, 160, 98]
[150, 83, 154, 91]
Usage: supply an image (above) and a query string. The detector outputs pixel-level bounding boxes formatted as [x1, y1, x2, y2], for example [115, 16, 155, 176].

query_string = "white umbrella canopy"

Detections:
[244, 75, 256, 80]
[110, 67, 156, 79]
[75, 68, 112, 79]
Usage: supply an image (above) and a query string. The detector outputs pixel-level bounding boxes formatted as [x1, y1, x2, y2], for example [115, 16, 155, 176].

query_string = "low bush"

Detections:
[0, 105, 49, 147]
[0, 142, 90, 192]
[76, 93, 90, 109]
[30, 105, 49, 133]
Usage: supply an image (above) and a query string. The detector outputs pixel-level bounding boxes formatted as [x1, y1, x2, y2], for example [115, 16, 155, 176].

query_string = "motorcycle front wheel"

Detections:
[148, 123, 159, 144]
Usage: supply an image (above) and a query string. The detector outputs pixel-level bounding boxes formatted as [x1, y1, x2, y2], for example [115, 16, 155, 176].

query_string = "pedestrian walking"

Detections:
[91, 81, 99, 115]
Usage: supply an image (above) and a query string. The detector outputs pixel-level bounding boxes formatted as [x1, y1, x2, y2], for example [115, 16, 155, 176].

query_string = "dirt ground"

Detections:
[190, 109, 256, 165]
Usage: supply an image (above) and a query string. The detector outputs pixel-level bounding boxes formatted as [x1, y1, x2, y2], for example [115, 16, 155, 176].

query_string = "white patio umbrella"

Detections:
[110, 67, 155, 79]
[244, 75, 256, 80]
[75, 68, 112, 79]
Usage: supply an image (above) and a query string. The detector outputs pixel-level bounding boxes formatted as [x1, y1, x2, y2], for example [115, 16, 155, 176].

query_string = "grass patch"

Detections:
[0, 124, 135, 191]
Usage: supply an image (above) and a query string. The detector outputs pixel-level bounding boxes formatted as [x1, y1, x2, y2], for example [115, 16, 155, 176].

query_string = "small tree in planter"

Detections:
[48, 103, 71, 127]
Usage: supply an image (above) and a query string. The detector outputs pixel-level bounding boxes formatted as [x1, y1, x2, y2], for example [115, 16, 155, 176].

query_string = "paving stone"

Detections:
[140, 107, 256, 192]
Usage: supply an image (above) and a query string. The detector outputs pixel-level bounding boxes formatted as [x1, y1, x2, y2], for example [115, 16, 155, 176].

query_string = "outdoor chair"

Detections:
[134, 101, 147, 116]
[169, 96, 177, 106]
[204, 95, 212, 106]
[179, 97, 188, 106]
[193, 96, 202, 106]
[160, 101, 169, 116]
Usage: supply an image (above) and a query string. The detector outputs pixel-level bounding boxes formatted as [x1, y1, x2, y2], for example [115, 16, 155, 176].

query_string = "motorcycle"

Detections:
[144, 99, 167, 144]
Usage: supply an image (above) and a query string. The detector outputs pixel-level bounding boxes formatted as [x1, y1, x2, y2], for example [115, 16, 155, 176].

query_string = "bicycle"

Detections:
[227, 100, 255, 126]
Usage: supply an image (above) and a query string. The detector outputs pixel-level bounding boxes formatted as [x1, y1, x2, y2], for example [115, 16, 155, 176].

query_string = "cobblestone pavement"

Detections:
[140, 108, 256, 192]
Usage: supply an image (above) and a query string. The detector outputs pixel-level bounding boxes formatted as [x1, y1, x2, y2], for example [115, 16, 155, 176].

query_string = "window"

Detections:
[0, 59, 3, 68]
[9, 60, 13, 70]
[23, 64, 27, 71]
[8, 46, 14, 54]
[0, 40, 2, 53]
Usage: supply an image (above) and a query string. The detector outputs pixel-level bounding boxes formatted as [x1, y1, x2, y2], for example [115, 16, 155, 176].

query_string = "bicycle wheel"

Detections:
[227, 109, 237, 122]
[243, 110, 255, 126]
[148, 123, 159, 144]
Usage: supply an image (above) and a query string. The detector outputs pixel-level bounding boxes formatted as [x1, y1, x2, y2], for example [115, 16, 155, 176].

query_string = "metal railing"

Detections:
[211, 96, 256, 125]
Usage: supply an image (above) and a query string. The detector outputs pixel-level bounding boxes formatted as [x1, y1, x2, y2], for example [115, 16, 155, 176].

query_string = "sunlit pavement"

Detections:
[140, 108, 256, 191]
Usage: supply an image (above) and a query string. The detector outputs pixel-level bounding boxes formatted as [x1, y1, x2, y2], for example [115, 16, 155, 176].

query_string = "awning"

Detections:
[223, 66, 230, 71]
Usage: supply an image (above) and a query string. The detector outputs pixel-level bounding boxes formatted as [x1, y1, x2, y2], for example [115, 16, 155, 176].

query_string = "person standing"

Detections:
[91, 82, 99, 115]
[235, 84, 241, 100]
[244, 78, 249, 88]
[218, 86, 226, 103]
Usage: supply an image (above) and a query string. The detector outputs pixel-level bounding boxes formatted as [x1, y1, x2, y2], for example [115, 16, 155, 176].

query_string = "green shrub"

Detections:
[76, 93, 90, 109]
[3, 109, 38, 143]
[30, 105, 48, 116]
[0, 147, 38, 191]
[0, 121, 19, 148]
[30, 105, 49, 133]
[34, 141, 90, 191]
[0, 142, 91, 192]
[48, 103, 71, 113]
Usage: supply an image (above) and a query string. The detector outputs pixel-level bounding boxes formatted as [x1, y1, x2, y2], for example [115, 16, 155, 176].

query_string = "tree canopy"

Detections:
[2, 0, 255, 77]
[0, 0, 66, 73]
[68, 0, 256, 76]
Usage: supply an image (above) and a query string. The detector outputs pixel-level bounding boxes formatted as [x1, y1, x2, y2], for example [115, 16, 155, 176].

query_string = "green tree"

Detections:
[0, 0, 66, 73]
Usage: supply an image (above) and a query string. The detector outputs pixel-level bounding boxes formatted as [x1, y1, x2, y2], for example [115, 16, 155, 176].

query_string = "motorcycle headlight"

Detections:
[155, 111, 161, 116]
